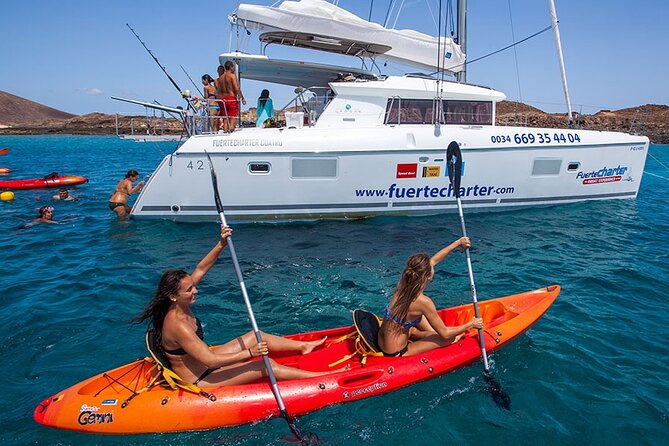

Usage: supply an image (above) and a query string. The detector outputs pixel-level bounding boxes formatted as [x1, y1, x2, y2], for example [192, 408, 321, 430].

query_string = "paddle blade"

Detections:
[0, 148, 10, 155]
[446, 141, 462, 197]
[484, 372, 511, 411]
[204, 151, 224, 214]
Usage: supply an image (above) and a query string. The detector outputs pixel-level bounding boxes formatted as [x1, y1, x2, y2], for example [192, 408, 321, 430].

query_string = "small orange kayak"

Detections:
[0, 175, 87, 190]
[0, 168, 11, 174]
[34, 285, 559, 434]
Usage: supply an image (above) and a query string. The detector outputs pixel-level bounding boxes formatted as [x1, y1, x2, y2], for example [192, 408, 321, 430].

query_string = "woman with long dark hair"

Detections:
[135, 225, 344, 386]
[255, 89, 274, 127]
[201, 74, 220, 132]
[377, 237, 483, 357]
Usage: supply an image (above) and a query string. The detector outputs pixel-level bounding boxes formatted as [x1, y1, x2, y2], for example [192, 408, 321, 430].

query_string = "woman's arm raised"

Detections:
[430, 237, 470, 266]
[191, 225, 232, 286]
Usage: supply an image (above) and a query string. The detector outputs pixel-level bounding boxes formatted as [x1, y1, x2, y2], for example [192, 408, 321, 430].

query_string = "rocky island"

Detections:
[1, 90, 667, 144]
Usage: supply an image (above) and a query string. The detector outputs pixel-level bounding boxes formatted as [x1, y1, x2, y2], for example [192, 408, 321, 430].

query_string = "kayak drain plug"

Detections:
[161, 397, 169, 405]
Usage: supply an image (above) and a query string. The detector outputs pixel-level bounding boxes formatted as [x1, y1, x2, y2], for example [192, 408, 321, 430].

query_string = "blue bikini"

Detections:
[384, 305, 422, 329]
[381, 305, 422, 357]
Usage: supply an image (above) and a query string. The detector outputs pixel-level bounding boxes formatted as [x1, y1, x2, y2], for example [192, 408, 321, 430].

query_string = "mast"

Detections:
[456, 0, 467, 83]
[547, 0, 573, 125]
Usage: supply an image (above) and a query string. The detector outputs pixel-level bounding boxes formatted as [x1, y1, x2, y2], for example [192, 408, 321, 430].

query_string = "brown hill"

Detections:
[0, 92, 666, 143]
[496, 101, 668, 144]
[0, 90, 76, 126]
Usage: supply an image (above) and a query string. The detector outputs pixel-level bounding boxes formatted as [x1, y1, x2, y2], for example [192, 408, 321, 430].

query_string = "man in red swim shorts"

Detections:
[216, 60, 246, 132]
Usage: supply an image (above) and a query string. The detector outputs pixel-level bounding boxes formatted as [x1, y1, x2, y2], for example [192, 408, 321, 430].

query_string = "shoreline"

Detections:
[1, 103, 667, 144]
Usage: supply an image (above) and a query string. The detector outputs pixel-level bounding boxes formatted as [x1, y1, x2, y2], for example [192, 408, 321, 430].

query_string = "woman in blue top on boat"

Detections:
[255, 89, 274, 127]
[378, 237, 483, 357]
[135, 225, 346, 386]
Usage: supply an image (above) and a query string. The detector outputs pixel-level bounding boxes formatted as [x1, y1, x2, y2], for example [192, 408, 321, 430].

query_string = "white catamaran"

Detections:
[129, 0, 649, 222]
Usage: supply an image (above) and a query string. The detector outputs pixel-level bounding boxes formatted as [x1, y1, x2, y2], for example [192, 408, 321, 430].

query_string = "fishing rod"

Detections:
[180, 65, 203, 98]
[126, 23, 196, 113]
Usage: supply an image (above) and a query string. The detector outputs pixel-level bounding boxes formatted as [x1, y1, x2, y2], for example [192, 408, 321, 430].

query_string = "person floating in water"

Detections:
[135, 225, 348, 386]
[109, 169, 144, 220]
[377, 237, 483, 357]
[52, 188, 77, 201]
[20, 206, 61, 229]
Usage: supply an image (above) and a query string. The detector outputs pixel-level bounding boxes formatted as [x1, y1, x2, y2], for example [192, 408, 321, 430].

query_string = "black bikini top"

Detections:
[163, 318, 204, 356]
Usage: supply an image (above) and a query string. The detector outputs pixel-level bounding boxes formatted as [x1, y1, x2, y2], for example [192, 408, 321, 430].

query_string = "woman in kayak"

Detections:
[378, 237, 484, 357]
[109, 169, 144, 220]
[135, 225, 345, 386]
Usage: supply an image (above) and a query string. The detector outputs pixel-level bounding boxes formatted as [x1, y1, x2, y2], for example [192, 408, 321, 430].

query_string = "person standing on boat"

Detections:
[201, 74, 219, 132]
[135, 225, 346, 386]
[256, 89, 275, 127]
[214, 65, 228, 132]
[218, 60, 245, 132]
[108, 169, 144, 220]
[377, 237, 483, 357]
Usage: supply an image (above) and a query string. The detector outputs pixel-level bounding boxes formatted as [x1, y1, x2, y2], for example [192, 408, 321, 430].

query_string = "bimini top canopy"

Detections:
[218, 52, 378, 89]
[230, 0, 466, 74]
[259, 31, 392, 59]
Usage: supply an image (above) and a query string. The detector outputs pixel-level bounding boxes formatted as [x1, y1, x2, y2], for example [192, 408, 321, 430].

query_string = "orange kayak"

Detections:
[0, 168, 10, 174]
[34, 285, 559, 434]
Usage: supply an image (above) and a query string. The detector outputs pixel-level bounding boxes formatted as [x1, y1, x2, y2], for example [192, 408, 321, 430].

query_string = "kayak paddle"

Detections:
[204, 151, 315, 444]
[0, 148, 9, 155]
[446, 141, 511, 410]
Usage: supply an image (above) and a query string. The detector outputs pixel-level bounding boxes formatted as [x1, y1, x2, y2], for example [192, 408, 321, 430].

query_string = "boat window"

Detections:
[385, 99, 492, 125]
[532, 158, 562, 176]
[291, 158, 338, 179]
[444, 101, 493, 125]
[567, 162, 580, 171]
[385, 99, 435, 125]
[248, 162, 271, 174]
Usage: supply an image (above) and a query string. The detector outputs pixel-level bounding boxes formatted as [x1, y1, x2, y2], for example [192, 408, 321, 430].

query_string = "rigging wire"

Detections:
[383, 0, 397, 27]
[392, 0, 407, 29]
[424, 0, 439, 34]
[507, 0, 524, 108]
[434, 24, 552, 75]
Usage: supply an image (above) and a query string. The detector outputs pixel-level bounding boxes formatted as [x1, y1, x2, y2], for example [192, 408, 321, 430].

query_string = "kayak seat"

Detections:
[145, 328, 216, 401]
[329, 309, 384, 367]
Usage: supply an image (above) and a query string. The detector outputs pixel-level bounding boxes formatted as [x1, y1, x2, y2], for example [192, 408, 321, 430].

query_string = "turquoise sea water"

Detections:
[0, 135, 667, 445]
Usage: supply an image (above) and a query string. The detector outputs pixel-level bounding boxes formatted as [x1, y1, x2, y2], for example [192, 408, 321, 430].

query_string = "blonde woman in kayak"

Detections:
[135, 225, 345, 386]
[109, 169, 144, 220]
[378, 237, 484, 357]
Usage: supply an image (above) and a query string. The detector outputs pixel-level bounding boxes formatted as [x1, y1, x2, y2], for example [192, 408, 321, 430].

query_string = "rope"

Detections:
[645, 172, 669, 182]
[432, 25, 552, 75]
[648, 152, 669, 172]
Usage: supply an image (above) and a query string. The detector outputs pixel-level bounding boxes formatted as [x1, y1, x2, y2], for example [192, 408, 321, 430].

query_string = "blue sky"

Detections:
[1, 0, 667, 116]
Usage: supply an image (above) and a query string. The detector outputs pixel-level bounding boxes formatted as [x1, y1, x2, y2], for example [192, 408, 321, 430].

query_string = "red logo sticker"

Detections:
[396, 163, 417, 179]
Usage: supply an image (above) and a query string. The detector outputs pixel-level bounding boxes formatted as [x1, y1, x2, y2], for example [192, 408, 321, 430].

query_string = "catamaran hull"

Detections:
[131, 126, 648, 222]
